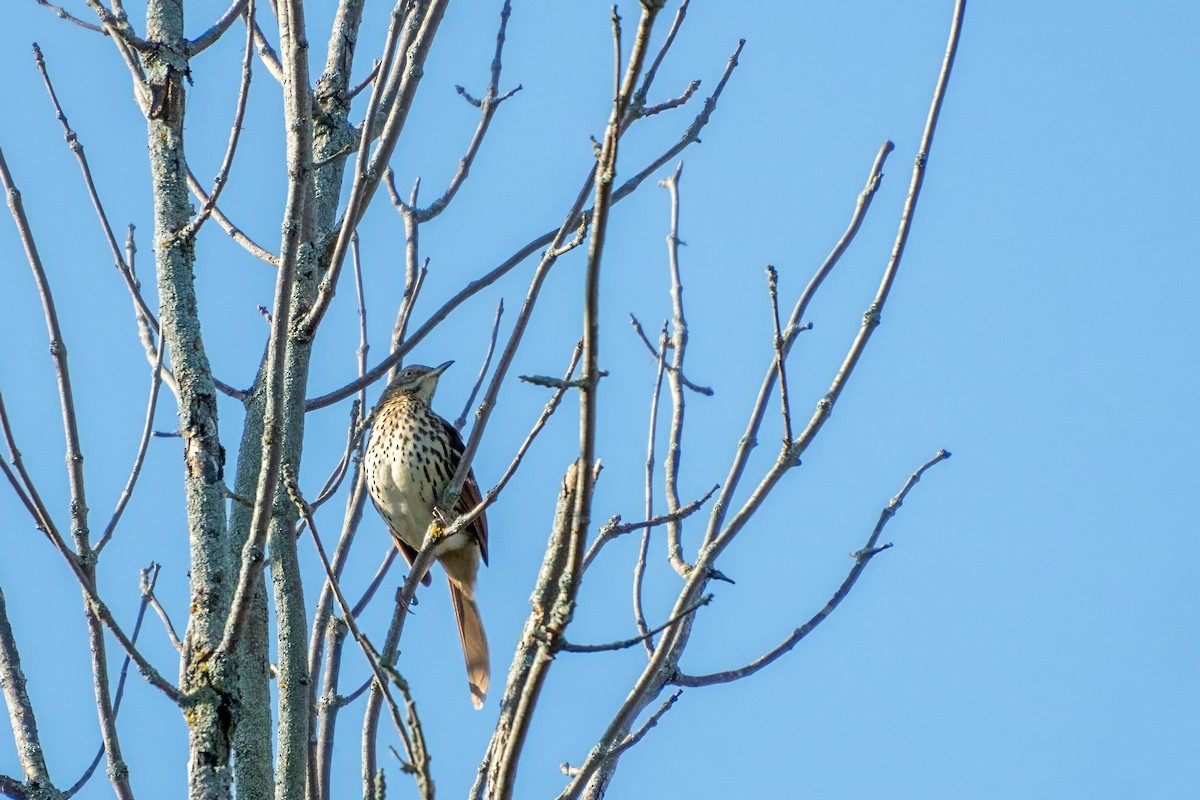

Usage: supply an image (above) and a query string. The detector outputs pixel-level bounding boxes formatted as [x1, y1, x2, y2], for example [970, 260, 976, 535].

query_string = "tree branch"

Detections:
[484, 464, 580, 799]
[0, 775, 29, 800]
[633, 322, 669, 653]
[628, 314, 713, 396]
[395, 0, 519, 223]
[142, 563, 184, 653]
[0, 146, 136, 799]
[94, 330, 166, 553]
[220, 0, 311, 658]
[306, 37, 745, 411]
[660, 163, 695, 577]
[765, 265, 793, 444]
[32, 45, 161, 353]
[34, 0, 103, 33]
[489, 8, 666, 797]
[0, 391, 60, 542]
[189, 0, 250, 56]
[300, 0, 449, 338]
[185, 167, 280, 267]
[675, 450, 951, 687]
[284, 469, 421, 787]
[583, 483, 718, 571]
[454, 299, 504, 431]
[562, 690, 682, 782]
[562, 4, 966, 795]
[66, 562, 167, 798]
[180, 2, 256, 242]
[0, 587, 55, 793]
[702, 138, 894, 549]
[713, 0, 966, 556]
[560, 595, 711, 654]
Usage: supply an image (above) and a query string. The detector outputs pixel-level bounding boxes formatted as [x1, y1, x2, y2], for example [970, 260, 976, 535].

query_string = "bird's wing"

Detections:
[440, 416, 490, 566]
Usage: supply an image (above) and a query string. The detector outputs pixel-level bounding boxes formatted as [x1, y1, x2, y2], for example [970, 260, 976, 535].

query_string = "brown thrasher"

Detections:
[364, 361, 490, 709]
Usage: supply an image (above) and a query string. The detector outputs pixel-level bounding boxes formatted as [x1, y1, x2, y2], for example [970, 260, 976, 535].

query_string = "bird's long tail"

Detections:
[448, 578, 490, 709]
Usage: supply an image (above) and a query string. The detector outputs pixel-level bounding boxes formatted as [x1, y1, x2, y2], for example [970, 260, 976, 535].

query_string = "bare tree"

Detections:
[0, 1, 963, 798]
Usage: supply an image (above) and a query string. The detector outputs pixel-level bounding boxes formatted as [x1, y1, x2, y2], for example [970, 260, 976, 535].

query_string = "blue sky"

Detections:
[0, 1, 1196, 798]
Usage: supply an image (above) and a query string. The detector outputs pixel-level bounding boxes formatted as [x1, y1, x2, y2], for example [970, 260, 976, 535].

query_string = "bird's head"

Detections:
[385, 360, 453, 403]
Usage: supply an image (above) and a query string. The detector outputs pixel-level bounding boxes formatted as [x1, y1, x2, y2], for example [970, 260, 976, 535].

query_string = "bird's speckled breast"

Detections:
[365, 394, 457, 552]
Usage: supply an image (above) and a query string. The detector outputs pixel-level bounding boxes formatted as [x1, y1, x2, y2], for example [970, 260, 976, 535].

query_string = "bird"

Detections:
[364, 360, 490, 709]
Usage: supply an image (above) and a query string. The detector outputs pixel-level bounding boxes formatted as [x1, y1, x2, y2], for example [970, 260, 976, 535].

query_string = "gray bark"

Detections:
[143, 2, 235, 798]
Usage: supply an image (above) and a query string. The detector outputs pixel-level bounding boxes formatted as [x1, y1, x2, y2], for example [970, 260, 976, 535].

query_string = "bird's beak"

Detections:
[432, 360, 454, 376]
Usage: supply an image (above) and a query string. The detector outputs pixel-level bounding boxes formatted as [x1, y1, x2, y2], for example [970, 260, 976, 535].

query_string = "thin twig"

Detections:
[124, 225, 180, 398]
[306, 401, 366, 513]
[766, 265, 793, 445]
[547, 212, 590, 258]
[188, 0, 249, 56]
[633, 322, 669, 653]
[284, 471, 417, 765]
[632, 0, 690, 111]
[444, 339, 584, 544]
[342, 676, 373, 706]
[347, 60, 381, 101]
[181, 0, 256, 241]
[96, 330, 166, 553]
[66, 563, 163, 797]
[599, 690, 681, 765]
[352, 229, 369, 409]
[143, 564, 184, 652]
[454, 298, 504, 431]
[0, 392, 59, 541]
[0, 458, 42, 539]
[250, 16, 284, 82]
[387, 175, 429, 365]
[314, 614, 348, 800]
[33, 44, 160, 335]
[34, 0, 103, 32]
[642, 80, 700, 117]
[351, 548, 398, 618]
[660, 163, 694, 576]
[676, 450, 951, 687]
[394, 0, 519, 223]
[186, 167, 280, 266]
[584, 483, 718, 571]
[559, 692, 683, 779]
[628, 315, 713, 395]
[518, 374, 597, 390]
[560, 595, 711, 654]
